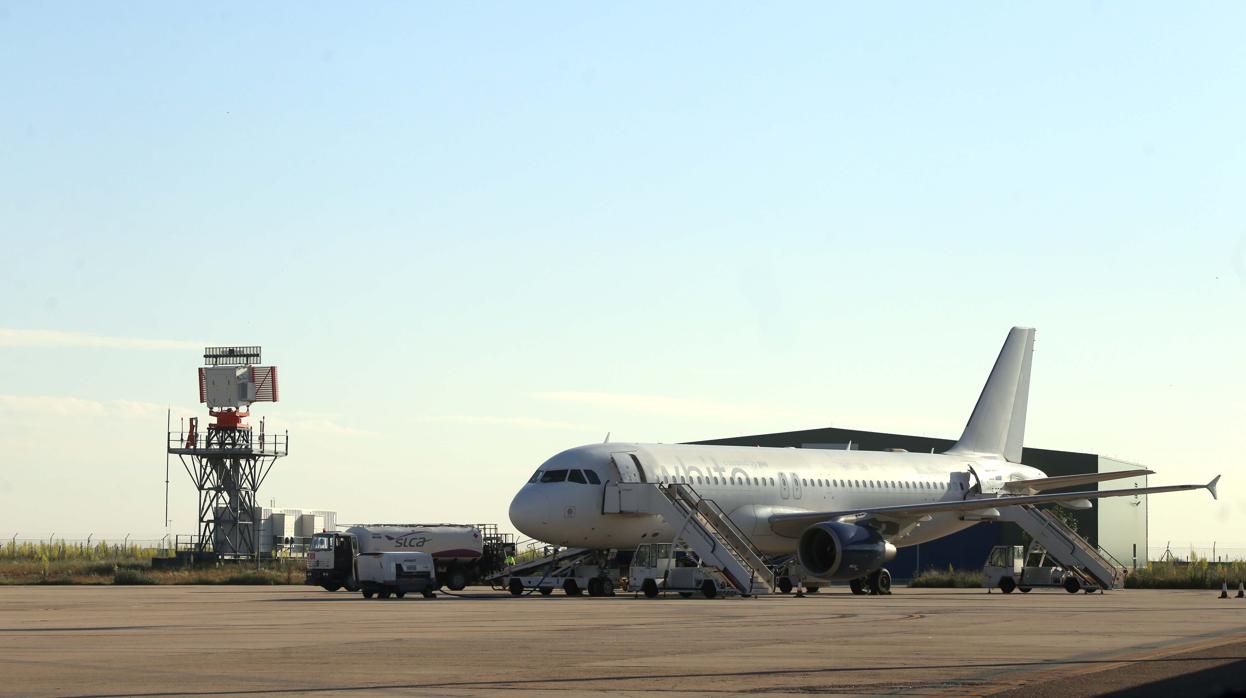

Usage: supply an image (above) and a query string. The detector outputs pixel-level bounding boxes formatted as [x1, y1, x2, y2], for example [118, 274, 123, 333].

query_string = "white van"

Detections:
[354, 551, 437, 599]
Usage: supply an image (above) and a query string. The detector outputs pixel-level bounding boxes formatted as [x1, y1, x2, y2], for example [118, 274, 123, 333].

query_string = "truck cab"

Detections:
[306, 532, 358, 591]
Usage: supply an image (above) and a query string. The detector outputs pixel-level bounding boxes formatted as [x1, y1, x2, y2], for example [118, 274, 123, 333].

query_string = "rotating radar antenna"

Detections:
[167, 346, 288, 560]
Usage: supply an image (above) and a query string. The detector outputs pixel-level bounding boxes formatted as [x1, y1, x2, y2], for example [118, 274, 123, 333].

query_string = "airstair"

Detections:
[1000, 504, 1127, 590]
[604, 482, 774, 595]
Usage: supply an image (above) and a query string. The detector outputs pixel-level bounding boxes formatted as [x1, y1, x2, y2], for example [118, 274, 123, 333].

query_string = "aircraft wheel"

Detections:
[345, 583, 359, 592]
[362, 590, 374, 599]
[378, 591, 391, 599]
[1019, 587, 1032, 593]
[777, 577, 793, 594]
[395, 591, 406, 599]
[678, 592, 693, 598]
[1064, 577, 1081, 594]
[999, 577, 1016, 594]
[587, 577, 603, 597]
[322, 584, 341, 592]
[700, 580, 717, 599]
[850, 578, 869, 595]
[508, 578, 524, 596]
[805, 586, 820, 594]
[642, 578, 659, 598]
[563, 579, 582, 596]
[538, 587, 553, 596]
[872, 569, 892, 595]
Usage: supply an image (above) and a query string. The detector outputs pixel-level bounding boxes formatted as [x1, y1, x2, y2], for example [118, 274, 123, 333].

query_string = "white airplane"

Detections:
[508, 327, 1219, 591]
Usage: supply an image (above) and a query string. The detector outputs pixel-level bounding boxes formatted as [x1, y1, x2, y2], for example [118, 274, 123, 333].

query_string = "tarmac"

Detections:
[1, 585, 1245, 697]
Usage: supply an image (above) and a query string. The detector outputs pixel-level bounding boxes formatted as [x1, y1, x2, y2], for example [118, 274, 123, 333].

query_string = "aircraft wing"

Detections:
[1000, 468, 1154, 494]
[767, 476, 1218, 538]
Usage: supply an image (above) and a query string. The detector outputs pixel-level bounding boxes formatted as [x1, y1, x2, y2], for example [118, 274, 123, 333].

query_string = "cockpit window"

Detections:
[568, 469, 587, 484]
[540, 469, 568, 483]
[528, 469, 542, 483]
[584, 470, 601, 484]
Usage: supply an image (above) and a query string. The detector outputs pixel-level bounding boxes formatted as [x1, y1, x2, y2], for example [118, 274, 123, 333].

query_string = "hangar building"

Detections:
[692, 427, 1147, 579]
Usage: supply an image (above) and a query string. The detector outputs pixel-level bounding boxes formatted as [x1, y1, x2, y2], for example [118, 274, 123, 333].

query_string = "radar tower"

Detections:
[167, 346, 287, 560]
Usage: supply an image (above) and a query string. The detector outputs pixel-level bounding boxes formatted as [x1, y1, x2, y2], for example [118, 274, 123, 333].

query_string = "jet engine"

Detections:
[796, 521, 897, 580]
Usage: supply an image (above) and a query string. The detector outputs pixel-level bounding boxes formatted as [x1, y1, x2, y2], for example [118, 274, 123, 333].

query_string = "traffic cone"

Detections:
[1219, 581, 1229, 598]
[1237, 582, 1244, 599]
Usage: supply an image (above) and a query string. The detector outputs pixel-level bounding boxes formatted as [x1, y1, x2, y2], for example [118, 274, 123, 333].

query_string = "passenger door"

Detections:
[611, 453, 645, 483]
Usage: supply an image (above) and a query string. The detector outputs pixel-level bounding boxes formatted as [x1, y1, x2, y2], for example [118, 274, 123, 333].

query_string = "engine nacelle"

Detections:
[796, 521, 897, 580]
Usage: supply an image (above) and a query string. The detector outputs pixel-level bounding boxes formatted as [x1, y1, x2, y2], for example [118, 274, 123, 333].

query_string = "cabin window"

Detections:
[801, 478, 808, 487]
[584, 470, 601, 484]
[696, 476, 703, 484]
[769, 477, 775, 486]
[568, 470, 587, 484]
[540, 470, 568, 483]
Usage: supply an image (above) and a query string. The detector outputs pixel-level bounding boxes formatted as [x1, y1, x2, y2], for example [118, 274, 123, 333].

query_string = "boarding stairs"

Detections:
[1000, 504, 1127, 590]
[604, 482, 774, 595]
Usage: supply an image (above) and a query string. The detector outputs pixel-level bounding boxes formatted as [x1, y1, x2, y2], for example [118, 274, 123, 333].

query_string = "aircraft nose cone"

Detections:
[508, 488, 549, 540]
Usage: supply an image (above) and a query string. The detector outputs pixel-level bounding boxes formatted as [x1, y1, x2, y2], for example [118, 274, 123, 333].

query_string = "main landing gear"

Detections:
[850, 568, 892, 596]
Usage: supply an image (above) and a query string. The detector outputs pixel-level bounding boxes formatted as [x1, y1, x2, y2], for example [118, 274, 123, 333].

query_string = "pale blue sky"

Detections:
[1, 3, 1243, 552]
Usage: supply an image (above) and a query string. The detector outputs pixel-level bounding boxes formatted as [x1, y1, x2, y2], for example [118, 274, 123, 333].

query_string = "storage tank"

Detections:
[345, 525, 483, 562]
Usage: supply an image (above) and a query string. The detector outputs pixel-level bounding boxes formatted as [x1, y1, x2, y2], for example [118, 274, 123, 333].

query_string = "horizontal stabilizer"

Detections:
[1001, 468, 1154, 495]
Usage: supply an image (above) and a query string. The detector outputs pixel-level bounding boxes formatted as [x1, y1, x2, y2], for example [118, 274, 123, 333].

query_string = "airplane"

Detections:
[508, 327, 1220, 594]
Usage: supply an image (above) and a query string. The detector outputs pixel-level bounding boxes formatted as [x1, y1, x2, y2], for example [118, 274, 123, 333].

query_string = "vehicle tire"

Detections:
[395, 591, 406, 599]
[999, 577, 1016, 594]
[538, 587, 553, 596]
[322, 584, 341, 592]
[678, 592, 693, 598]
[563, 579, 582, 596]
[345, 583, 359, 593]
[850, 578, 869, 596]
[446, 571, 468, 592]
[873, 569, 892, 596]
[1064, 577, 1081, 594]
[422, 590, 436, 598]
[508, 578, 524, 596]
[1019, 587, 1032, 593]
[362, 590, 374, 599]
[642, 578, 659, 598]
[778, 577, 793, 594]
[587, 577, 604, 597]
[805, 586, 820, 594]
[378, 591, 391, 599]
[1084, 587, 1098, 594]
[701, 579, 717, 599]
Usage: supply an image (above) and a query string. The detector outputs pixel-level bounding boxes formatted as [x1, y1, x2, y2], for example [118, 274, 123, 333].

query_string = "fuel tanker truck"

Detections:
[306, 524, 510, 592]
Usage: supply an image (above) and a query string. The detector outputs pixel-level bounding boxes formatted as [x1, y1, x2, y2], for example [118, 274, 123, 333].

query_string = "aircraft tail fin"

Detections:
[946, 327, 1035, 463]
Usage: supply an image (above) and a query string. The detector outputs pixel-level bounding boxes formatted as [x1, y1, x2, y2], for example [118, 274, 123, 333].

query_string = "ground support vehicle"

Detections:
[984, 543, 1098, 594]
[770, 557, 828, 595]
[306, 523, 513, 592]
[628, 542, 745, 599]
[499, 546, 619, 597]
[354, 552, 437, 599]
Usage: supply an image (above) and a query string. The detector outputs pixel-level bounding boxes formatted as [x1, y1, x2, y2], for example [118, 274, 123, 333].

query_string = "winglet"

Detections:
[1207, 475, 1221, 500]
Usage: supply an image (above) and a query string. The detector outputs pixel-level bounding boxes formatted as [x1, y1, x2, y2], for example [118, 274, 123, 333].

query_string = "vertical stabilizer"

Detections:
[946, 327, 1035, 463]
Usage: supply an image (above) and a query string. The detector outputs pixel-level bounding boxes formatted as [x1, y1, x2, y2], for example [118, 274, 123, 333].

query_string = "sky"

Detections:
[1, 3, 1243, 555]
